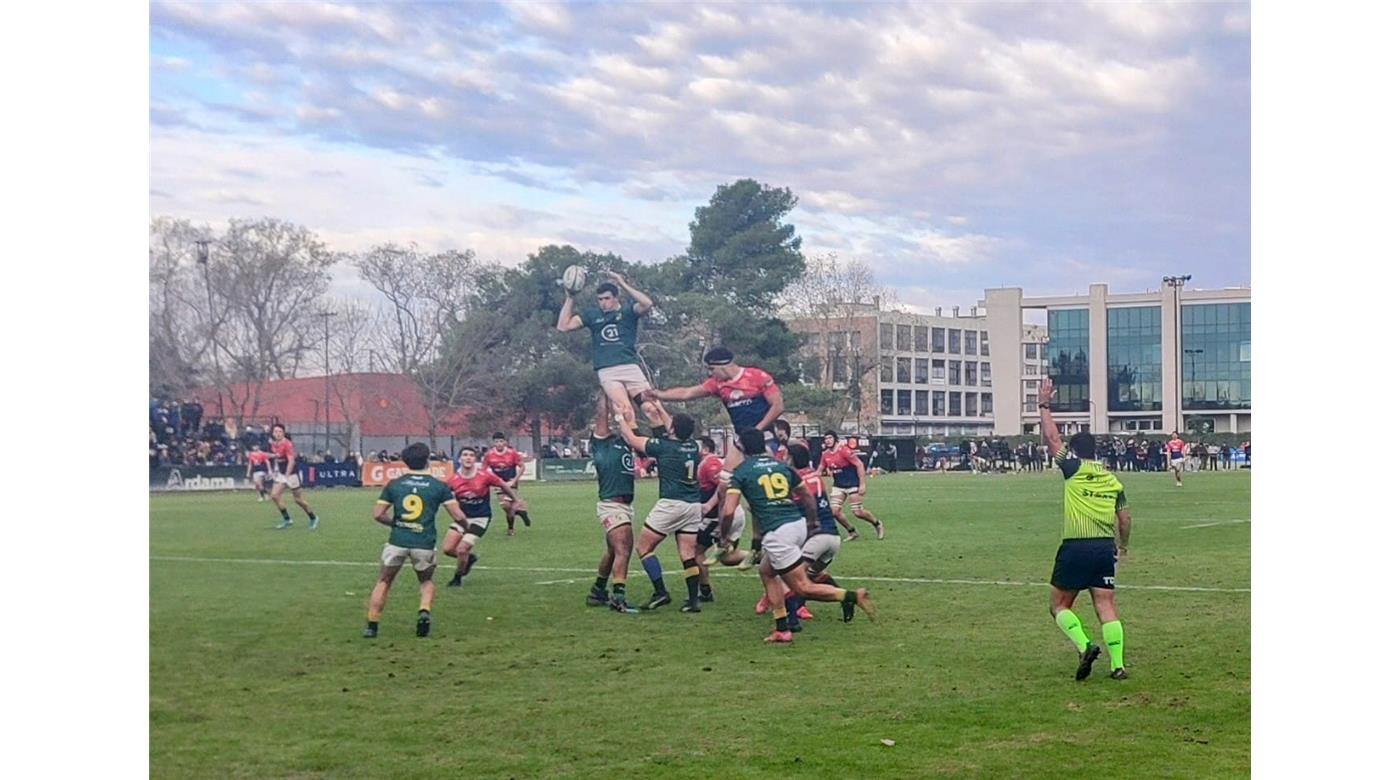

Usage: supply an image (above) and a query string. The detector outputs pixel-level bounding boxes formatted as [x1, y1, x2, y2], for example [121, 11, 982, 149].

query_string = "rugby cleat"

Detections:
[609, 597, 639, 614]
[841, 598, 856, 623]
[1075, 644, 1102, 681]
[703, 548, 722, 567]
[845, 530, 860, 542]
[308, 515, 320, 531]
[754, 595, 771, 615]
[736, 550, 757, 571]
[796, 605, 814, 620]
[586, 588, 610, 607]
[362, 625, 378, 639]
[641, 592, 672, 611]
[763, 630, 794, 644]
[698, 589, 715, 603]
[875, 521, 885, 540]
[416, 611, 432, 638]
[507, 528, 516, 537]
[275, 518, 294, 530]
[447, 574, 463, 588]
[680, 601, 702, 613]
[1109, 667, 1129, 680]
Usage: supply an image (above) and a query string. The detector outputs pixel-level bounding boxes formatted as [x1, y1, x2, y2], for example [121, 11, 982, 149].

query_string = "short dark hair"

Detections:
[671, 413, 695, 441]
[1069, 432, 1097, 459]
[772, 419, 790, 436]
[823, 430, 838, 440]
[492, 432, 506, 441]
[788, 442, 812, 469]
[700, 436, 716, 453]
[271, 423, 285, 433]
[738, 427, 767, 455]
[703, 346, 734, 366]
[403, 442, 431, 470]
[595, 282, 620, 297]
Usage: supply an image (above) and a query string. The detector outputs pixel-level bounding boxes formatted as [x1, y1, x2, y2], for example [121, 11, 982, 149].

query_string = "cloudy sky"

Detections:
[149, 1, 1250, 311]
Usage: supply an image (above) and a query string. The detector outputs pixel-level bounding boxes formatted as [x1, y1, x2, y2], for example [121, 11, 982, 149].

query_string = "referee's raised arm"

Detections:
[1037, 378, 1061, 457]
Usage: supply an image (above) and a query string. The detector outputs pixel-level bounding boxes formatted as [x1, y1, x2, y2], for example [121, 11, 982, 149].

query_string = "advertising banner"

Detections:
[301, 463, 362, 487]
[538, 458, 595, 481]
[151, 465, 250, 492]
[360, 460, 454, 487]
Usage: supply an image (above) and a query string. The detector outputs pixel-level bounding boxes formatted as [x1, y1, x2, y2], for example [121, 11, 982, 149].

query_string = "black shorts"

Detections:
[1050, 538, 1117, 591]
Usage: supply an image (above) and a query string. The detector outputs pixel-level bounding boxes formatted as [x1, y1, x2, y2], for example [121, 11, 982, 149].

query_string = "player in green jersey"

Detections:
[585, 396, 640, 614]
[557, 270, 670, 432]
[363, 442, 469, 639]
[721, 429, 875, 643]
[1038, 379, 1132, 680]
[615, 412, 704, 612]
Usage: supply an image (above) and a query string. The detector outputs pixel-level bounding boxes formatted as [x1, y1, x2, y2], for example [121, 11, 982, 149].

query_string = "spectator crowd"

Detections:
[912, 436, 1250, 474]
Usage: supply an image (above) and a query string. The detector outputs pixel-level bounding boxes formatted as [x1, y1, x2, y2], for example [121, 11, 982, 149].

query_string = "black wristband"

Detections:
[1037, 403, 1050, 409]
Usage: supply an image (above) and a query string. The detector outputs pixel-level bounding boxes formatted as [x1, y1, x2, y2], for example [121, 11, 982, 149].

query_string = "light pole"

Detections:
[316, 311, 335, 452]
[1163, 274, 1192, 434]
[195, 239, 225, 418]
[1184, 348, 1204, 433]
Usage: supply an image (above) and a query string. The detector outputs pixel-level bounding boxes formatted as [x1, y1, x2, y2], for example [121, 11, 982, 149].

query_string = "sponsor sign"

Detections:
[360, 460, 454, 487]
[151, 466, 249, 492]
[538, 458, 596, 481]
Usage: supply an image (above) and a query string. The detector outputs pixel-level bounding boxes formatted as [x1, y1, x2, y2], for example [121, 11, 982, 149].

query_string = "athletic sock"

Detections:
[784, 594, 800, 616]
[700, 583, 714, 597]
[280, 508, 291, 521]
[641, 554, 666, 593]
[367, 609, 381, 623]
[682, 558, 700, 602]
[593, 576, 608, 592]
[750, 538, 763, 555]
[611, 578, 627, 599]
[839, 589, 855, 606]
[418, 607, 430, 618]
[305, 509, 317, 520]
[773, 606, 789, 633]
[1102, 620, 1125, 669]
[1055, 609, 1092, 653]
[506, 517, 515, 530]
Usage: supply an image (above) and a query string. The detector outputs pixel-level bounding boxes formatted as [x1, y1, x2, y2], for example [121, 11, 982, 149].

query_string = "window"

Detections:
[932, 359, 945, 381]
[980, 331, 989, 356]
[915, 390, 928, 415]
[915, 326, 929, 352]
[1024, 394, 1037, 413]
[982, 393, 993, 416]
[897, 389, 911, 415]
[981, 362, 992, 387]
[948, 328, 961, 353]
[949, 392, 962, 416]
[965, 331, 978, 355]
[1240, 341, 1251, 362]
[932, 328, 945, 352]
[965, 392, 978, 416]
[880, 323, 894, 350]
[947, 360, 959, 385]
[880, 389, 894, 415]
[896, 325, 911, 351]
[1024, 363, 1039, 376]
[1107, 306, 1163, 412]
[964, 361, 977, 386]
[1024, 380, 1039, 390]
[932, 391, 946, 415]
[1182, 302, 1251, 410]
[880, 356, 893, 382]
[915, 358, 929, 384]
[1047, 309, 1091, 412]
[1025, 344, 1038, 359]
[896, 357, 911, 383]
[830, 355, 847, 383]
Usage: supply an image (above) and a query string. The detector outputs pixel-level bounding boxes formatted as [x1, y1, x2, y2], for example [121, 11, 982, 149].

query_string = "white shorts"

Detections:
[273, 472, 302, 490]
[597, 500, 634, 534]
[801, 532, 841, 571]
[381, 544, 437, 572]
[597, 364, 652, 399]
[449, 518, 490, 547]
[1170, 457, 1185, 470]
[702, 505, 747, 546]
[644, 498, 702, 536]
[762, 521, 808, 573]
[829, 486, 863, 511]
[251, 471, 269, 485]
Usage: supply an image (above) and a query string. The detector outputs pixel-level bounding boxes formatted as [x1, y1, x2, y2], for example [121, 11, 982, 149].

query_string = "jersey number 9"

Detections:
[401, 494, 424, 521]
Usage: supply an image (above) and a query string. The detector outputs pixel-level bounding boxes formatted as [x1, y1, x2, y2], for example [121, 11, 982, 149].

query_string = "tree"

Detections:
[148, 217, 218, 397]
[684, 179, 805, 309]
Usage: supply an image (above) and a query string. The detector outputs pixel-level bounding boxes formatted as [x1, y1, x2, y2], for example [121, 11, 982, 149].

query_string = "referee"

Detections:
[1038, 378, 1131, 681]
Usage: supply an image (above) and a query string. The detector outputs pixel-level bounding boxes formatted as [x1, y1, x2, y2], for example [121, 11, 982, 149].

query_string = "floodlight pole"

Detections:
[1163, 274, 1192, 433]
[195, 239, 225, 418]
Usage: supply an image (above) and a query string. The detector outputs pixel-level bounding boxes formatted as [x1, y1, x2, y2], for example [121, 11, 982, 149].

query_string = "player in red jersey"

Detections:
[1166, 431, 1187, 487]
[443, 447, 529, 587]
[644, 346, 786, 473]
[268, 424, 319, 530]
[819, 432, 884, 541]
[696, 437, 751, 596]
[245, 446, 271, 502]
[484, 432, 534, 535]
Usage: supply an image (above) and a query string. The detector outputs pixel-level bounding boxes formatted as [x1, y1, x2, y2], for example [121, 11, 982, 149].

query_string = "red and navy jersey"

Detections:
[701, 367, 778, 431]
[269, 438, 295, 471]
[483, 447, 524, 481]
[1167, 438, 1186, 457]
[248, 451, 270, 471]
[698, 453, 724, 501]
[448, 469, 507, 518]
[796, 466, 838, 535]
[821, 445, 862, 489]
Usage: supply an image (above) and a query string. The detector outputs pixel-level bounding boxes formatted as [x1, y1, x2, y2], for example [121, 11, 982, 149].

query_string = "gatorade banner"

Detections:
[360, 460, 454, 487]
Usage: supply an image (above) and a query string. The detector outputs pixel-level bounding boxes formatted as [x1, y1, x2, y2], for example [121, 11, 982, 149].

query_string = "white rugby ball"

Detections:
[562, 265, 587, 293]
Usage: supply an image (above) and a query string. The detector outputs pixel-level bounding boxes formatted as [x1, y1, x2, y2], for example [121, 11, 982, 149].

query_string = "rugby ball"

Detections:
[562, 265, 587, 293]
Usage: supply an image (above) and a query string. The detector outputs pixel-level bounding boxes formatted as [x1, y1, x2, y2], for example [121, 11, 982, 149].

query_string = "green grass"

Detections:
[150, 470, 1250, 778]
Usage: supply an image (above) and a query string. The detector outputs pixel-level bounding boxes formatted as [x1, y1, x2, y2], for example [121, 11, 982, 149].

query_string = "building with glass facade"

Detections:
[983, 283, 1250, 436]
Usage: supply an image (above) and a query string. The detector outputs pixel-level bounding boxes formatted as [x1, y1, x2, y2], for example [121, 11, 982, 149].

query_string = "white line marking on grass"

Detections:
[152, 556, 1248, 593]
[1179, 519, 1251, 529]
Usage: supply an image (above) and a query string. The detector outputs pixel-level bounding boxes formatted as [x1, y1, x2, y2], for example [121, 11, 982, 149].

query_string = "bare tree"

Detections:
[149, 217, 218, 397]
[780, 252, 895, 431]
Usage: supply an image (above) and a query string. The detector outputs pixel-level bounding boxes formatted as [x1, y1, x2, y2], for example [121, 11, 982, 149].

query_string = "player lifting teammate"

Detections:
[557, 270, 670, 431]
[615, 412, 705, 613]
[267, 424, 319, 530]
[722, 429, 875, 643]
[820, 432, 884, 540]
[364, 442, 470, 639]
[484, 432, 533, 535]
[584, 396, 640, 613]
[1039, 378, 1132, 680]
[443, 447, 529, 588]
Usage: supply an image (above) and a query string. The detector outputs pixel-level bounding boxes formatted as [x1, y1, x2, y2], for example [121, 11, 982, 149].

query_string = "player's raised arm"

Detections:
[606, 271, 654, 315]
[646, 383, 711, 402]
[1038, 378, 1063, 457]
[556, 293, 584, 332]
[613, 415, 650, 452]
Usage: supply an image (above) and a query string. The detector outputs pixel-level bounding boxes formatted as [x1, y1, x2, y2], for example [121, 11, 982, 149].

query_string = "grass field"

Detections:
[150, 470, 1250, 778]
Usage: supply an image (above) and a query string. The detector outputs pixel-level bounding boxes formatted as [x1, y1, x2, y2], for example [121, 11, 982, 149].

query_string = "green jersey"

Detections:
[1054, 446, 1128, 540]
[580, 304, 641, 370]
[727, 454, 805, 535]
[591, 434, 636, 501]
[377, 471, 456, 550]
[643, 437, 701, 502]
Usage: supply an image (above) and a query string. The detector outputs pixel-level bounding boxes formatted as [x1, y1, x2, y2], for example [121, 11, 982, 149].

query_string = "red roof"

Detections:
[196, 373, 472, 436]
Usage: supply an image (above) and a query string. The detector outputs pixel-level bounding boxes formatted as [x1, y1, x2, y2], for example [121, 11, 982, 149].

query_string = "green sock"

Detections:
[593, 576, 608, 592]
[1055, 609, 1091, 653]
[1102, 620, 1125, 670]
